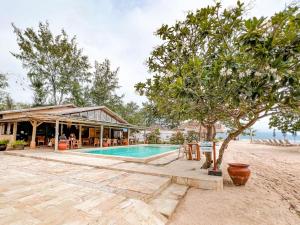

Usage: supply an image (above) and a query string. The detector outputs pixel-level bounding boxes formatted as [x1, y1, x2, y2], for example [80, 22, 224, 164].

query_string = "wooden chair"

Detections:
[82, 138, 90, 145]
[37, 136, 45, 146]
[107, 139, 111, 146]
[112, 139, 118, 146]
[94, 138, 100, 147]
[177, 143, 189, 159]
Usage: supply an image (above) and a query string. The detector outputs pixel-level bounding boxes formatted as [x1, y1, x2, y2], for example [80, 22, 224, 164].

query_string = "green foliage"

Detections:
[147, 129, 160, 144]
[12, 140, 27, 147]
[170, 131, 185, 144]
[11, 21, 91, 106]
[186, 131, 199, 143]
[88, 59, 124, 110]
[0, 73, 8, 107]
[135, 1, 300, 165]
[269, 109, 300, 134]
[0, 139, 10, 145]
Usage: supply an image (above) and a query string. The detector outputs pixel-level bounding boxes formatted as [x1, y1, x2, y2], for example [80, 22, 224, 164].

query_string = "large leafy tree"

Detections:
[11, 22, 91, 106]
[136, 2, 300, 168]
[89, 59, 124, 111]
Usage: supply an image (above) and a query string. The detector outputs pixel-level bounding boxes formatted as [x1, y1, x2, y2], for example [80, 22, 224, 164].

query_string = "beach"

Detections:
[170, 141, 300, 225]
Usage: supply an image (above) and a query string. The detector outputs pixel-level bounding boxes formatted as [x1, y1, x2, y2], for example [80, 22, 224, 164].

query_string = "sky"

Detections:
[0, 0, 295, 131]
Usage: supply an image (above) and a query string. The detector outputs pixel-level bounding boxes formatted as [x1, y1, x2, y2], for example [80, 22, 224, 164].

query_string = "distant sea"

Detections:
[216, 131, 300, 144]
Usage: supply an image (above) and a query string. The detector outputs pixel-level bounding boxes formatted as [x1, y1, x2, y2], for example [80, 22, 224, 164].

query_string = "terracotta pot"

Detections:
[58, 141, 68, 150]
[227, 163, 251, 186]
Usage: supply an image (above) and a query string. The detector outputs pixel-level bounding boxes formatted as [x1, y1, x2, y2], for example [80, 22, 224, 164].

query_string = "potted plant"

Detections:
[12, 140, 27, 150]
[0, 139, 9, 151]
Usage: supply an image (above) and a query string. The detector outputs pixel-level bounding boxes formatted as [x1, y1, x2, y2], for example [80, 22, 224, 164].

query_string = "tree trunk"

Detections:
[217, 123, 256, 166]
[201, 124, 215, 169]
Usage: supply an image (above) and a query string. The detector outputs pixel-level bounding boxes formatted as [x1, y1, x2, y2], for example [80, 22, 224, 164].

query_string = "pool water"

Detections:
[85, 145, 178, 158]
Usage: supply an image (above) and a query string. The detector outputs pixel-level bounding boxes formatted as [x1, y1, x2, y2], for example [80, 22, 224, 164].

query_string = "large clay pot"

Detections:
[227, 163, 251, 186]
[58, 141, 68, 150]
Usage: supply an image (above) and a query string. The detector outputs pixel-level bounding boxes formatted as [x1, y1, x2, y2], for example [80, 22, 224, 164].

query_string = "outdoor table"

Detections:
[187, 143, 200, 161]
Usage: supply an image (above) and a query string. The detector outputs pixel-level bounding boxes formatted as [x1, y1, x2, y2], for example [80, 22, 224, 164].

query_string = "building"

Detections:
[0, 104, 141, 150]
[137, 121, 225, 142]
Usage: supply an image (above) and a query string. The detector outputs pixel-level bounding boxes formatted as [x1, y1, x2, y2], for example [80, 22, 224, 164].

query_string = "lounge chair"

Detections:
[273, 139, 282, 146]
[284, 140, 294, 146]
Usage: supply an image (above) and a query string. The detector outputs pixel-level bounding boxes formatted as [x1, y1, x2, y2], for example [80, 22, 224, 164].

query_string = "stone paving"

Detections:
[5, 150, 223, 190]
[0, 153, 191, 225]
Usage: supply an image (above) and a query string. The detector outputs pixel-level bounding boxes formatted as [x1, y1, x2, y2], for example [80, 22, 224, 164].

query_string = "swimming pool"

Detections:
[84, 145, 178, 159]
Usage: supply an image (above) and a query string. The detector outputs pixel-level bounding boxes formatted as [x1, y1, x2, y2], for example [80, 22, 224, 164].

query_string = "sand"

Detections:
[169, 141, 300, 225]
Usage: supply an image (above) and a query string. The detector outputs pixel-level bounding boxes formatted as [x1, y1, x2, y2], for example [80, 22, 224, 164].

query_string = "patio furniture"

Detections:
[122, 139, 128, 145]
[82, 138, 90, 145]
[187, 143, 200, 161]
[37, 136, 45, 146]
[106, 138, 111, 146]
[177, 143, 189, 159]
[112, 139, 118, 146]
[94, 138, 100, 147]
[284, 139, 294, 146]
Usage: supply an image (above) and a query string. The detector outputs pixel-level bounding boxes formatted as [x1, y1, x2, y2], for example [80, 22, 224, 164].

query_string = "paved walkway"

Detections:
[5, 150, 223, 190]
[0, 154, 187, 224]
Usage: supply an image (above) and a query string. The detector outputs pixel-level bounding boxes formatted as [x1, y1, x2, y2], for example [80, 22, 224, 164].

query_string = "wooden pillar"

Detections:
[55, 120, 59, 151]
[109, 127, 111, 138]
[100, 125, 103, 148]
[60, 123, 63, 135]
[78, 125, 82, 148]
[6, 123, 11, 135]
[128, 128, 130, 145]
[0, 124, 2, 135]
[144, 130, 146, 144]
[12, 122, 17, 142]
[30, 121, 37, 149]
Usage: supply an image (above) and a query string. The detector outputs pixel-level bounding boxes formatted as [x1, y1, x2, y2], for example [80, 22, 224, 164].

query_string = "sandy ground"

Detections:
[169, 141, 300, 225]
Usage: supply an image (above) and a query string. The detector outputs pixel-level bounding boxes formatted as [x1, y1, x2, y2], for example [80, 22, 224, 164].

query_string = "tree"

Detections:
[269, 110, 300, 136]
[11, 21, 91, 106]
[147, 129, 161, 144]
[170, 131, 185, 144]
[89, 59, 124, 111]
[242, 127, 256, 143]
[117, 102, 144, 125]
[0, 73, 8, 103]
[0, 73, 9, 110]
[186, 130, 199, 143]
[136, 2, 300, 168]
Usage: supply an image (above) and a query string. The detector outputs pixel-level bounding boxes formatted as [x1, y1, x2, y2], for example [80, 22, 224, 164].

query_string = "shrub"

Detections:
[0, 139, 9, 145]
[147, 129, 160, 144]
[12, 140, 27, 147]
[170, 131, 185, 144]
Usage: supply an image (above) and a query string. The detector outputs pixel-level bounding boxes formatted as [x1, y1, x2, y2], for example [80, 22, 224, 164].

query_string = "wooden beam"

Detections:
[100, 125, 103, 148]
[30, 121, 37, 149]
[55, 120, 59, 151]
